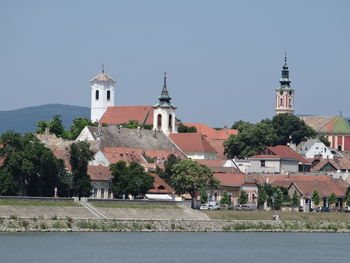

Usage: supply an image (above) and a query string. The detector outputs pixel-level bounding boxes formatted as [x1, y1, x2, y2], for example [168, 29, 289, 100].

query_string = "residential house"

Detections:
[297, 138, 334, 159]
[207, 173, 258, 207]
[196, 159, 241, 174]
[248, 145, 311, 174]
[311, 157, 350, 181]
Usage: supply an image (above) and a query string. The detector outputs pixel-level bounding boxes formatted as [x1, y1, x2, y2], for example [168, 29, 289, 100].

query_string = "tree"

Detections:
[171, 159, 219, 208]
[292, 191, 300, 208]
[231, 120, 254, 132]
[239, 190, 248, 205]
[110, 161, 154, 198]
[328, 192, 337, 209]
[70, 141, 94, 198]
[200, 188, 208, 204]
[156, 154, 182, 185]
[177, 123, 197, 133]
[311, 190, 320, 207]
[119, 120, 152, 130]
[346, 186, 350, 206]
[257, 185, 267, 209]
[220, 191, 231, 206]
[70, 117, 97, 139]
[273, 188, 284, 210]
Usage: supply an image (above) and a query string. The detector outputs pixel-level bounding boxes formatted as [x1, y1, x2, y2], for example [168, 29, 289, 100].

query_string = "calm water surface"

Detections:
[1, 232, 349, 263]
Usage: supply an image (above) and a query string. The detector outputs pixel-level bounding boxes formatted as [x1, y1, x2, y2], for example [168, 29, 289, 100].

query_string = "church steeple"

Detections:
[275, 54, 295, 115]
[153, 72, 177, 135]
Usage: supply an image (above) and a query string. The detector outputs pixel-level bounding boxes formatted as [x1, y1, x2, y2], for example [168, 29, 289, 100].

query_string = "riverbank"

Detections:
[1, 216, 350, 233]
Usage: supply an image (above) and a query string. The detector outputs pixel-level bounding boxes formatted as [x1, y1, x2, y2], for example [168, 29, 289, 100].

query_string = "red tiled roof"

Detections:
[250, 145, 310, 164]
[214, 173, 255, 187]
[292, 180, 346, 197]
[311, 158, 350, 171]
[99, 106, 154, 125]
[148, 174, 174, 194]
[88, 165, 111, 181]
[207, 139, 226, 159]
[183, 123, 238, 140]
[249, 174, 332, 186]
[169, 133, 217, 153]
[197, 159, 226, 167]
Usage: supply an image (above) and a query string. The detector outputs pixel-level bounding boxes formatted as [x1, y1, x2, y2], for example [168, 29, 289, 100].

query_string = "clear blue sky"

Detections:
[1, 0, 349, 127]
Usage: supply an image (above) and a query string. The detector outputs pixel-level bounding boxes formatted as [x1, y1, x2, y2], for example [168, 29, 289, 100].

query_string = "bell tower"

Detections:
[153, 73, 177, 135]
[90, 65, 116, 122]
[275, 54, 294, 115]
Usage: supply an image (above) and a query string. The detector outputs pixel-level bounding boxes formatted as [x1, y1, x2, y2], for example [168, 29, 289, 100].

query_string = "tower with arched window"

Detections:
[90, 66, 116, 122]
[153, 73, 177, 135]
[275, 55, 295, 115]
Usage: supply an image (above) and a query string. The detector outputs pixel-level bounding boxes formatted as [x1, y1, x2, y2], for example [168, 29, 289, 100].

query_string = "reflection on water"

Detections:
[0, 232, 349, 263]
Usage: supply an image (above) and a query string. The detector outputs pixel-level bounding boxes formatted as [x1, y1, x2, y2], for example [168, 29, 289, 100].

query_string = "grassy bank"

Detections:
[90, 202, 180, 209]
[204, 210, 350, 223]
[0, 200, 79, 207]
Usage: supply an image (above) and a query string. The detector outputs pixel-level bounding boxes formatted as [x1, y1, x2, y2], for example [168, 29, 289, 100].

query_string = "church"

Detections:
[90, 69, 177, 136]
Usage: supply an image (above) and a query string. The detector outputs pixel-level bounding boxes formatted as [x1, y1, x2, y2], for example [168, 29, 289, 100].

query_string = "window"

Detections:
[338, 145, 342, 151]
[93, 188, 97, 197]
[107, 90, 111, 100]
[289, 98, 292, 107]
[95, 90, 99, 100]
[157, 114, 162, 129]
[158, 185, 165, 190]
[280, 97, 283, 106]
[101, 188, 105, 199]
[260, 160, 266, 167]
[168, 114, 173, 129]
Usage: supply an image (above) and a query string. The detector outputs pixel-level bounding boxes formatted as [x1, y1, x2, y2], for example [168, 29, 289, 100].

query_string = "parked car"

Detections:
[315, 206, 330, 212]
[200, 202, 220, 210]
[219, 204, 229, 210]
[199, 204, 209, 210]
[234, 205, 253, 211]
[342, 206, 350, 213]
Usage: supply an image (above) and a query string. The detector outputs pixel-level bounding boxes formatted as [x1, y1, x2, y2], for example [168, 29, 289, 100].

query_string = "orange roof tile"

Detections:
[197, 159, 226, 167]
[88, 165, 111, 181]
[99, 106, 154, 125]
[207, 139, 226, 159]
[183, 123, 238, 140]
[148, 174, 174, 194]
[169, 133, 217, 153]
[292, 180, 346, 197]
[250, 145, 310, 164]
[311, 158, 350, 171]
[214, 173, 255, 187]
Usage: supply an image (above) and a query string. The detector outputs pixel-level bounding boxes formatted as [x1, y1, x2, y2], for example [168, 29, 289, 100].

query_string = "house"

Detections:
[207, 173, 258, 207]
[248, 145, 311, 174]
[183, 123, 238, 159]
[196, 159, 241, 174]
[297, 138, 334, 159]
[311, 157, 350, 180]
[169, 133, 218, 160]
[299, 116, 350, 151]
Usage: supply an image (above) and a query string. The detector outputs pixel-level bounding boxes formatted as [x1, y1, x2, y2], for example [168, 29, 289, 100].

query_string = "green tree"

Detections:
[120, 120, 152, 130]
[220, 191, 231, 206]
[239, 190, 248, 205]
[257, 185, 267, 209]
[328, 192, 337, 209]
[311, 190, 320, 206]
[273, 188, 284, 210]
[177, 123, 197, 133]
[70, 117, 97, 139]
[110, 161, 154, 198]
[346, 185, 350, 206]
[156, 154, 182, 185]
[70, 141, 94, 198]
[231, 120, 254, 131]
[171, 159, 219, 208]
[200, 188, 208, 204]
[292, 191, 300, 208]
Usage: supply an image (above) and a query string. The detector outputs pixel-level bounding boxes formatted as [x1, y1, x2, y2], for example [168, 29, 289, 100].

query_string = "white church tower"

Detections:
[275, 54, 294, 115]
[90, 65, 116, 122]
[153, 73, 177, 136]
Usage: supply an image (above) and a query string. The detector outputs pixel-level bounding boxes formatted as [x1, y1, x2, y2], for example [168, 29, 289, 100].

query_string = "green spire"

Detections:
[279, 52, 291, 89]
[154, 72, 175, 108]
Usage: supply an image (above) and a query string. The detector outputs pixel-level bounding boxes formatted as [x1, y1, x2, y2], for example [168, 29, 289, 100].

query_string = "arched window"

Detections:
[280, 97, 283, 106]
[168, 114, 173, 130]
[107, 90, 111, 100]
[157, 114, 162, 129]
[289, 98, 292, 107]
[95, 90, 99, 100]
[338, 145, 342, 151]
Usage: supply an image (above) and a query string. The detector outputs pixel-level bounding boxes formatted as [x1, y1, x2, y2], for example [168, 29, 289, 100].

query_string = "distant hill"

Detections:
[0, 104, 90, 134]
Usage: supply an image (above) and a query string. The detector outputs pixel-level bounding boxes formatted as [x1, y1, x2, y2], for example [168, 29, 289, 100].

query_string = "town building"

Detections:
[297, 138, 334, 159]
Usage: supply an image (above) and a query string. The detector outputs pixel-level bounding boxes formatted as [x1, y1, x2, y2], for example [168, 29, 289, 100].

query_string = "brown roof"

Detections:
[214, 173, 255, 187]
[90, 73, 116, 82]
[183, 123, 238, 140]
[148, 174, 174, 194]
[88, 165, 111, 181]
[207, 139, 226, 159]
[311, 158, 350, 171]
[99, 106, 154, 125]
[249, 174, 332, 185]
[169, 133, 217, 153]
[291, 180, 346, 197]
[250, 145, 310, 164]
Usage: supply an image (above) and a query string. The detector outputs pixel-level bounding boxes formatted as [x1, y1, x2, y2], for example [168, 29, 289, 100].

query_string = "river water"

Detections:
[0, 232, 349, 263]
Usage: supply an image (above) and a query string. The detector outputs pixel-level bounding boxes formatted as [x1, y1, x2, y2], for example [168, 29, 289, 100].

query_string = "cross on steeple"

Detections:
[102, 64, 105, 73]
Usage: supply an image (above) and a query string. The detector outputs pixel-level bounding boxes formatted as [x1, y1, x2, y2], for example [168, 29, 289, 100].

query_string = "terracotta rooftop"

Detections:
[250, 145, 310, 164]
[206, 139, 226, 159]
[88, 165, 111, 181]
[169, 133, 217, 153]
[291, 180, 347, 197]
[311, 157, 350, 171]
[99, 106, 153, 126]
[183, 123, 238, 140]
[90, 72, 116, 83]
[214, 173, 255, 187]
[299, 116, 350, 134]
[148, 174, 174, 194]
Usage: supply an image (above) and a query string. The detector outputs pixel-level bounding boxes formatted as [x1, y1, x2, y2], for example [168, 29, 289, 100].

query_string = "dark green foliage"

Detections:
[220, 191, 231, 205]
[292, 191, 300, 207]
[273, 188, 284, 210]
[156, 154, 182, 185]
[257, 185, 267, 208]
[0, 131, 71, 196]
[239, 191, 248, 205]
[69, 117, 97, 139]
[200, 188, 208, 204]
[177, 123, 197, 133]
[120, 120, 152, 130]
[328, 192, 337, 208]
[311, 190, 320, 206]
[346, 186, 350, 206]
[142, 151, 154, 163]
[110, 161, 154, 198]
[225, 114, 318, 159]
[70, 141, 94, 197]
